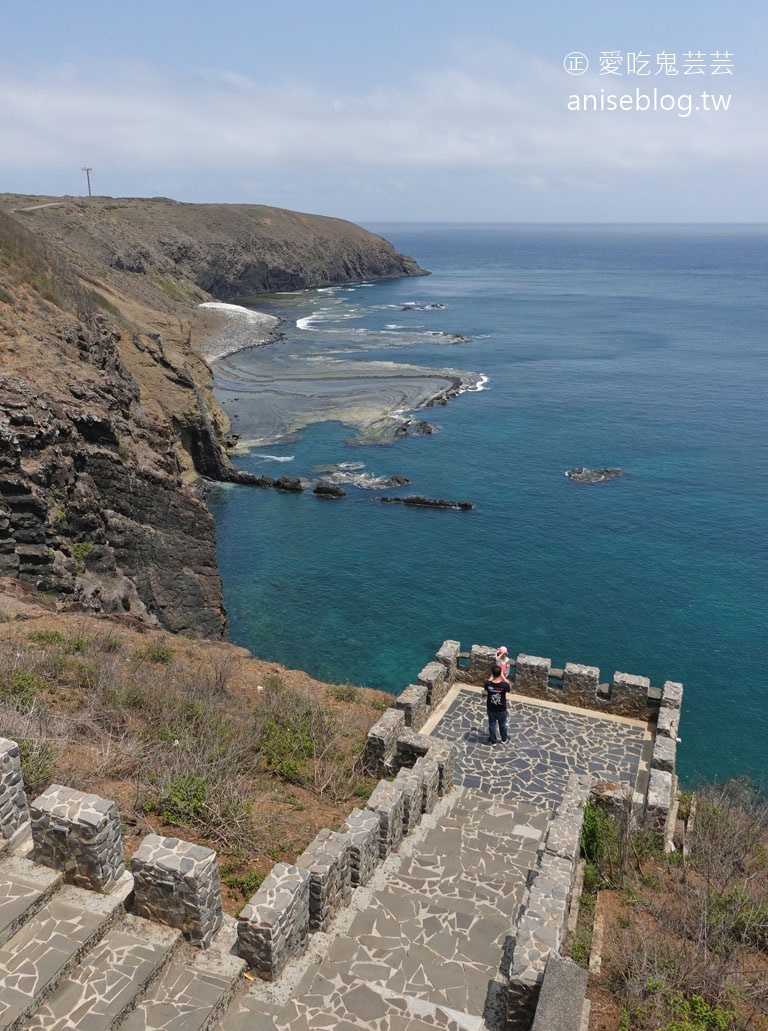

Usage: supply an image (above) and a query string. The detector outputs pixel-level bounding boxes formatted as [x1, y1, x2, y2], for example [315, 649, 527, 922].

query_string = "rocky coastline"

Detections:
[0, 195, 430, 636]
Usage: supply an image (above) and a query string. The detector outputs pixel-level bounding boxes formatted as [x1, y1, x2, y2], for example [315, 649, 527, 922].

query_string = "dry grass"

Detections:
[0, 605, 393, 913]
[579, 786, 768, 1030]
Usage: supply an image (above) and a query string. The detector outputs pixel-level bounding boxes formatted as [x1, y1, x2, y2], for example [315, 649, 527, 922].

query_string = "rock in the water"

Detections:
[566, 467, 623, 483]
[313, 483, 346, 498]
[273, 476, 304, 493]
[394, 419, 435, 436]
[381, 496, 474, 511]
[313, 465, 410, 490]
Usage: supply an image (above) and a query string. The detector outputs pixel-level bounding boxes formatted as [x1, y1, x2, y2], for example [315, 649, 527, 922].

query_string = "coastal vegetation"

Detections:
[0, 597, 391, 911]
[568, 788, 768, 1029]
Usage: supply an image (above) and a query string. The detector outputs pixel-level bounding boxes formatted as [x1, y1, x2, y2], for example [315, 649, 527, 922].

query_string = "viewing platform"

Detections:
[0, 640, 682, 1030]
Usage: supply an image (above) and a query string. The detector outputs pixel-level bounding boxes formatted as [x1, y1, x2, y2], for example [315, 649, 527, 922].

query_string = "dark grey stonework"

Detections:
[417, 662, 447, 707]
[30, 785, 125, 892]
[237, 863, 311, 981]
[131, 833, 223, 948]
[394, 683, 429, 730]
[0, 738, 30, 848]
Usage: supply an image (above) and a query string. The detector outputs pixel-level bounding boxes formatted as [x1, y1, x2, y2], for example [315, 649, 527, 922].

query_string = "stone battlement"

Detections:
[466, 643, 671, 720]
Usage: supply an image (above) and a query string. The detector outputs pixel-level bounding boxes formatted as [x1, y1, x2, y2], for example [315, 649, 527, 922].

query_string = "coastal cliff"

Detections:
[0, 196, 426, 635]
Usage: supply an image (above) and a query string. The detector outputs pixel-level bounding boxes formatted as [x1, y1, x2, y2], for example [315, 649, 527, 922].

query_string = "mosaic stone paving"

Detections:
[0, 691, 654, 1030]
[0, 884, 123, 1030]
[431, 688, 651, 808]
[24, 915, 180, 1031]
[121, 917, 246, 1031]
[0, 855, 61, 947]
[227, 791, 548, 1030]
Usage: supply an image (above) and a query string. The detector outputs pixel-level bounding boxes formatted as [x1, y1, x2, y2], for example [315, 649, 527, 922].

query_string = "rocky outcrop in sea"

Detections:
[566, 467, 623, 483]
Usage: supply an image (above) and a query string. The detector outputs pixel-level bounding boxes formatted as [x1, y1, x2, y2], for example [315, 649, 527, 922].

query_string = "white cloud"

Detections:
[0, 50, 765, 187]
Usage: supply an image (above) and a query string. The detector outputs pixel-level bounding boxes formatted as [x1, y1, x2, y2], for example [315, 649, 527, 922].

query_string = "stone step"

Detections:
[218, 996, 282, 1031]
[273, 962, 491, 1030]
[0, 854, 62, 947]
[23, 914, 181, 1031]
[300, 885, 510, 1017]
[0, 881, 128, 1031]
[120, 915, 246, 1031]
[225, 985, 487, 1031]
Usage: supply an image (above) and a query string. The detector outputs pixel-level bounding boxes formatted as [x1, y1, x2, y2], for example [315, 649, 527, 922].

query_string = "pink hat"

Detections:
[497, 646, 508, 655]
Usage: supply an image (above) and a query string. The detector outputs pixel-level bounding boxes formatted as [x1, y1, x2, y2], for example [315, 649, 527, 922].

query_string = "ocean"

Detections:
[204, 225, 768, 786]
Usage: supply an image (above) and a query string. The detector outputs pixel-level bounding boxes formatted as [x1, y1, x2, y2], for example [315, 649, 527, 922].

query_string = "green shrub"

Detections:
[259, 715, 312, 783]
[581, 799, 615, 866]
[28, 629, 65, 646]
[18, 740, 56, 795]
[149, 773, 209, 825]
[330, 683, 359, 703]
[0, 669, 45, 712]
[135, 643, 175, 664]
[72, 541, 94, 573]
[220, 861, 265, 900]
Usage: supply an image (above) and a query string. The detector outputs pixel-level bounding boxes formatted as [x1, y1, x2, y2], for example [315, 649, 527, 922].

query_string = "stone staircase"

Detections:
[221, 788, 550, 1031]
[0, 788, 548, 1031]
[0, 836, 246, 1031]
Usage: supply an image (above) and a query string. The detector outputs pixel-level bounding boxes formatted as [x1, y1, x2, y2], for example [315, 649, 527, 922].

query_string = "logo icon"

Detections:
[564, 52, 589, 75]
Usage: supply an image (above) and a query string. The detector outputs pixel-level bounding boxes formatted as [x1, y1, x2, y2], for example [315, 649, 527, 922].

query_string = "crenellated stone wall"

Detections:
[297, 829, 353, 933]
[0, 633, 683, 1002]
[645, 680, 683, 840]
[365, 779, 405, 859]
[466, 643, 665, 720]
[395, 683, 429, 730]
[131, 834, 223, 948]
[340, 808, 380, 887]
[237, 863, 311, 980]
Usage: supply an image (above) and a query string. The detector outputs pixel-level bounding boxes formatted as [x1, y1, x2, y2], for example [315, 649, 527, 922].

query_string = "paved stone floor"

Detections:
[431, 687, 651, 809]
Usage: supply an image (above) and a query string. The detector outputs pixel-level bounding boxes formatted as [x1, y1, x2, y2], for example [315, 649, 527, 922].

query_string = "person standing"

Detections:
[484, 663, 510, 745]
[495, 645, 511, 679]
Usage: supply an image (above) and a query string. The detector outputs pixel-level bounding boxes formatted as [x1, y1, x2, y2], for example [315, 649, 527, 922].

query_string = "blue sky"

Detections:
[1, 0, 765, 221]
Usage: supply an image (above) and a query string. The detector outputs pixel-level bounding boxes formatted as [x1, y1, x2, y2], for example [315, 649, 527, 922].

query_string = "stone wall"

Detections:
[30, 784, 125, 892]
[297, 829, 353, 932]
[237, 863, 311, 980]
[0, 737, 30, 849]
[417, 661, 448, 708]
[365, 717, 457, 798]
[366, 779, 405, 859]
[412, 756, 440, 814]
[363, 708, 405, 775]
[645, 680, 683, 839]
[340, 808, 380, 887]
[395, 683, 428, 730]
[131, 834, 223, 948]
[507, 775, 591, 1030]
[393, 767, 424, 836]
[466, 643, 667, 720]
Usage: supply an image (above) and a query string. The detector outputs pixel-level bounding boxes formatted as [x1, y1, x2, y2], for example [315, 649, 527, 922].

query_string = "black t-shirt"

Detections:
[484, 678, 510, 711]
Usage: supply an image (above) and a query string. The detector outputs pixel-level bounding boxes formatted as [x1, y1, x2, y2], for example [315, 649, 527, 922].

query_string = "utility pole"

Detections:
[81, 167, 93, 197]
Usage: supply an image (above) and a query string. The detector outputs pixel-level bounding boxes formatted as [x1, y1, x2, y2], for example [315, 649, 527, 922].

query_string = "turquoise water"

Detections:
[205, 225, 768, 785]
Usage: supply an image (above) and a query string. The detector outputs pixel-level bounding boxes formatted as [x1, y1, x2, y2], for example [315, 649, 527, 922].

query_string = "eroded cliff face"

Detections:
[0, 298, 228, 637]
[0, 197, 425, 637]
